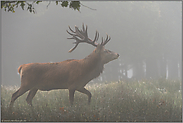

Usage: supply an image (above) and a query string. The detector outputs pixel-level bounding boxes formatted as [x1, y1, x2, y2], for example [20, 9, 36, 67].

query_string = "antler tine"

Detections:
[96, 31, 99, 41]
[102, 34, 111, 46]
[85, 25, 88, 37]
[82, 23, 86, 33]
[68, 35, 85, 52]
[91, 31, 99, 44]
[82, 23, 85, 32]
[66, 30, 75, 37]
[97, 31, 99, 41]
[68, 43, 79, 53]
[101, 37, 104, 45]
[68, 26, 75, 33]
[81, 24, 88, 38]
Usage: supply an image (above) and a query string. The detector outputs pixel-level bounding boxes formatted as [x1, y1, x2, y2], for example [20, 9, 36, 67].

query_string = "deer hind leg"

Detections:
[9, 86, 30, 109]
[77, 88, 92, 104]
[26, 88, 38, 106]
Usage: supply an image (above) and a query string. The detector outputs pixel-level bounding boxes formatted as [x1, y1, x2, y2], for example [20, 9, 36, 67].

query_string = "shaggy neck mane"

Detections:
[81, 51, 104, 79]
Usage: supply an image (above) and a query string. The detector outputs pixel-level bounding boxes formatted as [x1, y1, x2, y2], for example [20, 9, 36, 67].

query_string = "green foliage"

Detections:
[69, 1, 80, 11]
[1, 79, 182, 122]
[1, 1, 80, 13]
[61, 1, 68, 7]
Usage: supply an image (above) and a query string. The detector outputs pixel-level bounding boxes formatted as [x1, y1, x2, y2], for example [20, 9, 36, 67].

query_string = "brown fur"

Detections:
[9, 44, 119, 108]
[18, 65, 22, 74]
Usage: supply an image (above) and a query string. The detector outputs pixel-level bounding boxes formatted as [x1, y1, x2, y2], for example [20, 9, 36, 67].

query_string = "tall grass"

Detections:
[1, 79, 182, 122]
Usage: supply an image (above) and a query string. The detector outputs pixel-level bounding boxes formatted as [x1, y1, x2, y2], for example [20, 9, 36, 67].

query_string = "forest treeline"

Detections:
[95, 1, 181, 81]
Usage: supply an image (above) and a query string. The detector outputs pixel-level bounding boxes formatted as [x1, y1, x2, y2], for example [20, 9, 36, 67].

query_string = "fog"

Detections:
[1, 1, 182, 86]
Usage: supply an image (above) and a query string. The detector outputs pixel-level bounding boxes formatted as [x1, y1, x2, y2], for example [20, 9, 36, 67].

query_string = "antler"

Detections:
[101, 34, 111, 46]
[67, 23, 99, 52]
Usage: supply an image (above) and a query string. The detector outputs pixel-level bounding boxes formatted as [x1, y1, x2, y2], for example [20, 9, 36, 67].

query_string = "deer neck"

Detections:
[82, 51, 104, 75]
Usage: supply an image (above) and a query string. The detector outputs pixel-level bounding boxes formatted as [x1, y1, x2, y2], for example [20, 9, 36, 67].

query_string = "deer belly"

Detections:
[36, 73, 69, 91]
[37, 80, 68, 91]
[38, 85, 68, 91]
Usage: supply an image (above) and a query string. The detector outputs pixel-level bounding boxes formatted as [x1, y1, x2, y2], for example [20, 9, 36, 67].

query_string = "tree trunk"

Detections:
[133, 61, 144, 80]
[158, 57, 167, 78]
[145, 58, 159, 79]
[167, 59, 179, 79]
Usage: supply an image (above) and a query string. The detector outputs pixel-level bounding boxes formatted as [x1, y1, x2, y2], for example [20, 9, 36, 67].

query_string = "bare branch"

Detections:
[46, 1, 51, 9]
[80, 3, 97, 11]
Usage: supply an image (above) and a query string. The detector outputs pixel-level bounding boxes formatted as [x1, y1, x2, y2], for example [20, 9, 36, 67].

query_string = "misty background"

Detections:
[1, 1, 182, 86]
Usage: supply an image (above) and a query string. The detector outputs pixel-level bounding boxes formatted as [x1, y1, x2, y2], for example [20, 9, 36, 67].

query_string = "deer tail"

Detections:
[18, 65, 23, 74]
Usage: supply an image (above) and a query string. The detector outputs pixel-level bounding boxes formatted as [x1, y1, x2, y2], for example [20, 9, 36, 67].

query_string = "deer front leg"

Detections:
[69, 89, 75, 106]
[26, 88, 38, 106]
[77, 88, 92, 104]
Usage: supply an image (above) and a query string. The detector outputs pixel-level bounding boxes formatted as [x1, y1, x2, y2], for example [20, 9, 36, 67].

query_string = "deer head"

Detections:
[67, 24, 119, 64]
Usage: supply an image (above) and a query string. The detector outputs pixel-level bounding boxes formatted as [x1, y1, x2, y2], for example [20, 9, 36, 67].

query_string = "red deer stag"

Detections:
[9, 24, 119, 108]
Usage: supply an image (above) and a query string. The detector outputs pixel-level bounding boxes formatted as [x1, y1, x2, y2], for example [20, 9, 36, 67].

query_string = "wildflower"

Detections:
[59, 107, 66, 114]
[59, 107, 64, 111]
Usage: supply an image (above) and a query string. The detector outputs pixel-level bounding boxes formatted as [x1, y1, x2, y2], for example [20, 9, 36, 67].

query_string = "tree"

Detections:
[1, 1, 81, 13]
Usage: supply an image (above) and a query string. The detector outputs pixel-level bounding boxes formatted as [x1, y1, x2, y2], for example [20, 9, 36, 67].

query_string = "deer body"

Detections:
[19, 49, 104, 91]
[9, 24, 119, 108]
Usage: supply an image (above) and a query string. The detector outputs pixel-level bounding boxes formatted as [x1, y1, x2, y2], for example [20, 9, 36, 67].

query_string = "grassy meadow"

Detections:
[1, 79, 182, 122]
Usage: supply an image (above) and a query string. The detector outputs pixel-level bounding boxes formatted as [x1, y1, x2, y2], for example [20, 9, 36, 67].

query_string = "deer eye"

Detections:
[105, 50, 111, 53]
